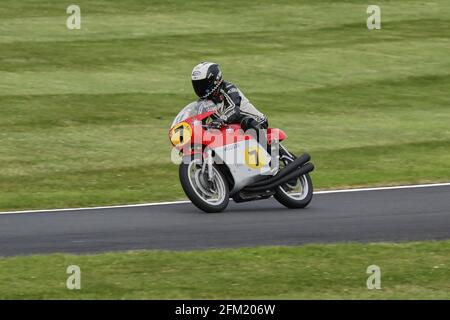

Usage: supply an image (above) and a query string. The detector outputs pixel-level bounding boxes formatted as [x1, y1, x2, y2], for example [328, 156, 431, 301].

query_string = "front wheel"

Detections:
[274, 173, 313, 209]
[179, 159, 229, 213]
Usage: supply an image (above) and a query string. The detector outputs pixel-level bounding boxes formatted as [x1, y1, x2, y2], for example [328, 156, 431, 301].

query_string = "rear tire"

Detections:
[179, 159, 229, 213]
[274, 173, 313, 209]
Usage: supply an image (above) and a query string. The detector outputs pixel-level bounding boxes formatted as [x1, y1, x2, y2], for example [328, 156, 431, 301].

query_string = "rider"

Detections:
[191, 62, 268, 131]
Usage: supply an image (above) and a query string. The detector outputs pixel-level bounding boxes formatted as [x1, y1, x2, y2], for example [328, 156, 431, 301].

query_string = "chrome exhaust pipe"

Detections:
[249, 153, 311, 188]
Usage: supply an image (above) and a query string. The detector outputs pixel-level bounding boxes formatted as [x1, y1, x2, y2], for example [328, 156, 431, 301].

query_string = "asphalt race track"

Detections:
[0, 185, 449, 256]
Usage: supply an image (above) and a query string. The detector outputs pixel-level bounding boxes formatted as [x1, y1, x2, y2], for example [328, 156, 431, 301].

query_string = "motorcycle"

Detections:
[169, 100, 314, 213]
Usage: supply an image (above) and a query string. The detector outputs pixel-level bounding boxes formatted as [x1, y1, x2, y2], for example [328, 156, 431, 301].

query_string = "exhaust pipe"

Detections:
[249, 153, 311, 188]
[244, 162, 314, 192]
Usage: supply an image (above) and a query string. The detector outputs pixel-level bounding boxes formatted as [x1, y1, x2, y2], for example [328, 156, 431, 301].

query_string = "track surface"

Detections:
[0, 185, 449, 256]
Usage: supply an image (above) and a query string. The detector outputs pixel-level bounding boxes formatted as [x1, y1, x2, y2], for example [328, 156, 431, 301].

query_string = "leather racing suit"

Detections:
[207, 80, 268, 130]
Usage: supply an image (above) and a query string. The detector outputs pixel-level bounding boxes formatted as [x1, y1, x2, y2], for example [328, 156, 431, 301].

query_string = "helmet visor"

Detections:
[192, 78, 213, 98]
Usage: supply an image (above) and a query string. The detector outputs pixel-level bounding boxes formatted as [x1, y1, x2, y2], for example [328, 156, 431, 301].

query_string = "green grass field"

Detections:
[0, 241, 448, 299]
[1, 0, 449, 211]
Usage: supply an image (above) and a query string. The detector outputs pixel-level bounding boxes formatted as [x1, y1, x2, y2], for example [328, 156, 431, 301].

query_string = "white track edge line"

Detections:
[1, 182, 449, 215]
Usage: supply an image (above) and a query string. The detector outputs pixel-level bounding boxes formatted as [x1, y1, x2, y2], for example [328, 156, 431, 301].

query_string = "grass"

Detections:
[0, 240, 448, 299]
[0, 0, 449, 211]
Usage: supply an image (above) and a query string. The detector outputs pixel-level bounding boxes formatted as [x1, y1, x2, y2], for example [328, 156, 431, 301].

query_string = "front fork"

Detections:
[181, 144, 214, 181]
[201, 148, 214, 181]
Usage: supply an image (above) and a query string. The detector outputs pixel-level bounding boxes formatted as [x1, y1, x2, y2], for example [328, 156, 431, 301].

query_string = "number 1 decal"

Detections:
[170, 122, 192, 146]
[245, 146, 265, 169]
[174, 125, 184, 144]
[248, 148, 259, 166]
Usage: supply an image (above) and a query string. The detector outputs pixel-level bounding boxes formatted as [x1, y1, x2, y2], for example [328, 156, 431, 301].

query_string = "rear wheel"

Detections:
[274, 173, 313, 208]
[179, 159, 229, 213]
[274, 153, 313, 209]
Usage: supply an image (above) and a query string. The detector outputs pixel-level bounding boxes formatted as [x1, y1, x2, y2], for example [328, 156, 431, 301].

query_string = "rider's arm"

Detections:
[220, 84, 242, 123]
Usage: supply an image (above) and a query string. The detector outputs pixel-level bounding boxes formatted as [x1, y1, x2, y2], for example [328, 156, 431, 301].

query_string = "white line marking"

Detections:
[314, 182, 450, 194]
[0, 182, 449, 215]
[0, 200, 191, 215]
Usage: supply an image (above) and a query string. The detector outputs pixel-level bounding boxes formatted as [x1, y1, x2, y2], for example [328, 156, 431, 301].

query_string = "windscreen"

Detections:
[171, 100, 216, 127]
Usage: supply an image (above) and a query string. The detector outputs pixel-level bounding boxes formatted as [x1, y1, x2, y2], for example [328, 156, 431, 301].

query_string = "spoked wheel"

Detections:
[179, 159, 229, 213]
[274, 156, 313, 209]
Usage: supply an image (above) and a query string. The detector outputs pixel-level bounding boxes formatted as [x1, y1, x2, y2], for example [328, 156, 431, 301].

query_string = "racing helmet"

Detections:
[191, 62, 223, 99]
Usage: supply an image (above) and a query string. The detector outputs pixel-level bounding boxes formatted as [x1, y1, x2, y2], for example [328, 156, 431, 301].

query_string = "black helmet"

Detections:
[191, 62, 223, 99]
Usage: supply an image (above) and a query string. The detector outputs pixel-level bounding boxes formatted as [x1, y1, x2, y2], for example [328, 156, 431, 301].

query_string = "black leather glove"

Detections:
[241, 117, 262, 131]
[208, 118, 225, 129]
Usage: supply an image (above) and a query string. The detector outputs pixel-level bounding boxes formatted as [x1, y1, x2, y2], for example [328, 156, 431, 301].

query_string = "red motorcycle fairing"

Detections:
[266, 128, 287, 144]
[169, 111, 287, 153]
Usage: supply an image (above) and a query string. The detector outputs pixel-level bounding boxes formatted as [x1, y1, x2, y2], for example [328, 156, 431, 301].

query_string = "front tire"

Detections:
[179, 159, 229, 213]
